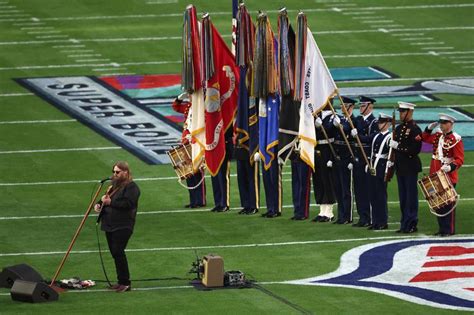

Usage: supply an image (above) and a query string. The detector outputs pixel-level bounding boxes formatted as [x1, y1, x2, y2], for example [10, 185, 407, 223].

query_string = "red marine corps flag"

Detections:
[202, 15, 239, 175]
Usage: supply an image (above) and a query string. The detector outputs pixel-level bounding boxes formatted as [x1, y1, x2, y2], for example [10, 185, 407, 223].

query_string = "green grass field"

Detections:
[1, 0, 473, 313]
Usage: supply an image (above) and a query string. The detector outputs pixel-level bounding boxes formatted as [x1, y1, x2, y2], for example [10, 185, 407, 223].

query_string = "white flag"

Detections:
[189, 88, 206, 171]
[298, 29, 338, 170]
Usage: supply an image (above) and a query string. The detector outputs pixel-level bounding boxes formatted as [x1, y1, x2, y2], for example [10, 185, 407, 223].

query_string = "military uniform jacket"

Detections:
[394, 120, 422, 176]
[333, 114, 353, 159]
[370, 130, 391, 179]
[353, 113, 378, 156]
[421, 130, 464, 184]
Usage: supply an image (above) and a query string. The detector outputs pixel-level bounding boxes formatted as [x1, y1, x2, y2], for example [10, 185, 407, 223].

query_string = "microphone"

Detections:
[100, 177, 111, 183]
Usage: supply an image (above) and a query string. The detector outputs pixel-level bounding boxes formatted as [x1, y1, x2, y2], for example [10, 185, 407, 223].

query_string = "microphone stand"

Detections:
[49, 180, 107, 291]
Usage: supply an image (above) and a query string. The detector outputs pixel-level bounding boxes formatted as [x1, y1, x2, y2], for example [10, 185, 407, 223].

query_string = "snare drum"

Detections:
[418, 170, 459, 217]
[167, 144, 195, 180]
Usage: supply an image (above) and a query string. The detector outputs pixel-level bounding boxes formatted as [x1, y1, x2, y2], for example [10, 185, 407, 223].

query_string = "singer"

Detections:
[94, 161, 141, 292]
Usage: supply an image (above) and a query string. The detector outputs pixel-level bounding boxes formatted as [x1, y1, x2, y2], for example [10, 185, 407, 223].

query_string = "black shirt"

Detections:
[100, 181, 140, 232]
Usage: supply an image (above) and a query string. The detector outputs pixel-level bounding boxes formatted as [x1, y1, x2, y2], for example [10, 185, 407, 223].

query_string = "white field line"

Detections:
[345, 12, 376, 16]
[93, 67, 125, 71]
[13, 22, 45, 26]
[452, 60, 474, 64]
[0, 92, 32, 97]
[448, 55, 474, 59]
[0, 167, 473, 187]
[0, 27, 473, 46]
[3, 50, 474, 71]
[410, 42, 444, 45]
[0, 119, 75, 124]
[360, 20, 393, 23]
[21, 26, 53, 30]
[76, 58, 110, 62]
[421, 47, 454, 50]
[35, 35, 67, 39]
[400, 37, 434, 41]
[67, 53, 101, 57]
[368, 66, 391, 78]
[27, 30, 60, 34]
[462, 66, 474, 69]
[0, 146, 121, 154]
[60, 49, 94, 53]
[53, 44, 85, 48]
[4, 235, 474, 257]
[146, 0, 178, 3]
[0, 3, 470, 23]
[1, 198, 474, 221]
[392, 33, 425, 36]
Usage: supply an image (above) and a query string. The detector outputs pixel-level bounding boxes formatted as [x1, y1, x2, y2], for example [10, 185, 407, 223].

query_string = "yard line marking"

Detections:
[53, 44, 85, 48]
[0, 92, 32, 97]
[67, 53, 101, 57]
[1, 26, 473, 46]
[147, 0, 178, 3]
[27, 30, 60, 34]
[344, 12, 376, 16]
[35, 34, 68, 39]
[1, 235, 473, 257]
[400, 37, 434, 41]
[93, 67, 125, 71]
[368, 66, 392, 78]
[0, 119, 75, 124]
[60, 49, 94, 53]
[360, 20, 393, 23]
[448, 55, 474, 59]
[75, 58, 110, 62]
[452, 60, 474, 64]
[1, 199, 474, 221]
[0, 146, 121, 154]
[97, 72, 136, 76]
[392, 33, 425, 36]
[21, 26, 53, 30]
[420, 47, 454, 50]
[0, 3, 470, 23]
[462, 66, 474, 69]
[410, 42, 444, 45]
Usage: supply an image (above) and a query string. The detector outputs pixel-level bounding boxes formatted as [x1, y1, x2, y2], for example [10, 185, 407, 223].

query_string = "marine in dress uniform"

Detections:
[351, 96, 379, 227]
[235, 142, 260, 215]
[290, 146, 312, 220]
[331, 96, 356, 224]
[171, 93, 206, 208]
[210, 127, 233, 212]
[388, 102, 422, 233]
[421, 114, 464, 236]
[367, 113, 392, 230]
[312, 107, 337, 222]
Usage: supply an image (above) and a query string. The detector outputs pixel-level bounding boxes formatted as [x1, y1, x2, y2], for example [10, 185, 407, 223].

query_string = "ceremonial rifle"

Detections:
[384, 108, 396, 182]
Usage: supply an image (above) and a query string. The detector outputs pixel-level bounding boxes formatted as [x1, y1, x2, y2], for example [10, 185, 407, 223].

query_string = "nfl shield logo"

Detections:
[287, 237, 474, 311]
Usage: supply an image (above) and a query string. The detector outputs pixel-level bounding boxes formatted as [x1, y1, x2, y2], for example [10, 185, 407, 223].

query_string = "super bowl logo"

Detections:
[287, 237, 474, 311]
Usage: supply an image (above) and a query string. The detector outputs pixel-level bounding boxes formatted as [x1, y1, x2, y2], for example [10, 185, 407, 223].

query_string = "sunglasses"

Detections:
[112, 170, 122, 174]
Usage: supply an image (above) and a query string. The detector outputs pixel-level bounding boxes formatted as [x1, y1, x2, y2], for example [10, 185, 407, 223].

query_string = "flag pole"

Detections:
[327, 101, 355, 160]
[336, 93, 375, 175]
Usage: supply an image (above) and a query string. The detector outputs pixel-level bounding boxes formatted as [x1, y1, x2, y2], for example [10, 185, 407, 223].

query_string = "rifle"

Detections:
[384, 108, 396, 182]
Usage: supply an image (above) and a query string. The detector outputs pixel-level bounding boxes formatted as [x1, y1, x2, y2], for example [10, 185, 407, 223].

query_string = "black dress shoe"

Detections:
[210, 206, 220, 212]
[312, 215, 323, 222]
[440, 232, 454, 237]
[367, 225, 375, 230]
[433, 231, 442, 236]
[404, 226, 418, 234]
[185, 204, 192, 208]
[195, 204, 206, 208]
[265, 212, 279, 218]
[238, 208, 249, 214]
[395, 229, 403, 233]
[246, 208, 258, 215]
[216, 206, 229, 212]
[343, 220, 353, 225]
[373, 224, 388, 230]
[292, 216, 307, 221]
[352, 221, 367, 227]
[261, 211, 269, 217]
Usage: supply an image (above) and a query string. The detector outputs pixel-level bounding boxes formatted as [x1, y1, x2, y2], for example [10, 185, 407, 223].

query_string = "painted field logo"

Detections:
[287, 237, 474, 311]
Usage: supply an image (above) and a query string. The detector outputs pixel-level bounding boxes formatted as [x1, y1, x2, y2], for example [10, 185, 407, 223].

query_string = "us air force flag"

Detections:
[298, 29, 338, 170]
[259, 95, 280, 170]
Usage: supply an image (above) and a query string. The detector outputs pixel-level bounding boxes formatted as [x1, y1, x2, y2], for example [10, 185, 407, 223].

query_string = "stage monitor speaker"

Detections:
[202, 254, 224, 288]
[10, 280, 59, 303]
[0, 264, 44, 288]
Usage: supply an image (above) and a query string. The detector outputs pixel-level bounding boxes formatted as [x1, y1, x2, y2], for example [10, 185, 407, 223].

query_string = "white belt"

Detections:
[432, 155, 453, 163]
[318, 139, 334, 145]
[375, 153, 388, 159]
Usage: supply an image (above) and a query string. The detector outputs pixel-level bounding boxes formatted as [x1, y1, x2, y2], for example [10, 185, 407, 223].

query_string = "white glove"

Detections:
[278, 157, 285, 165]
[326, 160, 333, 168]
[185, 134, 192, 141]
[315, 117, 323, 128]
[441, 164, 451, 172]
[347, 163, 353, 171]
[178, 92, 188, 101]
[254, 152, 261, 162]
[389, 140, 399, 149]
[387, 161, 394, 168]
[350, 128, 358, 137]
[332, 115, 341, 128]
[364, 165, 368, 173]
[427, 121, 438, 131]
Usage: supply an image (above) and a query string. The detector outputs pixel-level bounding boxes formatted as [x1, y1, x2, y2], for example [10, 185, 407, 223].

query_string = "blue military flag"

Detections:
[259, 94, 280, 169]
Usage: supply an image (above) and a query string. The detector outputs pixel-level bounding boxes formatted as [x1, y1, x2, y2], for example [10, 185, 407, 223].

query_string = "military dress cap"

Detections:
[359, 95, 376, 104]
[341, 96, 357, 106]
[438, 113, 456, 123]
[378, 112, 391, 122]
[397, 101, 416, 110]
